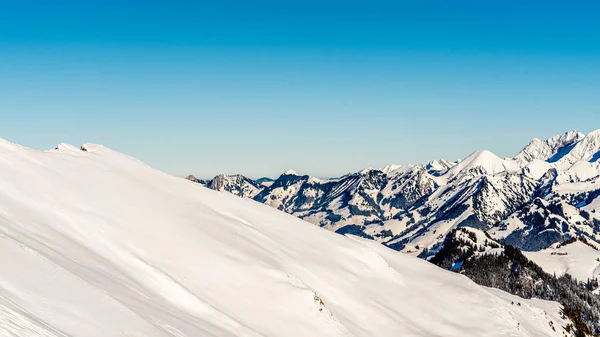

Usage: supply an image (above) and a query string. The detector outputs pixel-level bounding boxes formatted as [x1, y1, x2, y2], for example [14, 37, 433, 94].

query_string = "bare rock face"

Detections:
[205, 174, 264, 198]
[185, 175, 206, 184]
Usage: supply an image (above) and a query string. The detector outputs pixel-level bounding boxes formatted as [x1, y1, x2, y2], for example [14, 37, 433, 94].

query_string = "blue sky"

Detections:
[1, 1, 599, 178]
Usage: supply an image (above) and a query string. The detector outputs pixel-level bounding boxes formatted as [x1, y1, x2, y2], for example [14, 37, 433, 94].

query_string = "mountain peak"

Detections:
[205, 173, 264, 198]
[514, 130, 585, 166]
[446, 150, 509, 177]
[426, 159, 454, 170]
[282, 169, 299, 176]
[185, 174, 207, 184]
[552, 129, 600, 167]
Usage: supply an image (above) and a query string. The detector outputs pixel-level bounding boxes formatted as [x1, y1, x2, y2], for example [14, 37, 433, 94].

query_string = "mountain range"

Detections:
[188, 130, 600, 258]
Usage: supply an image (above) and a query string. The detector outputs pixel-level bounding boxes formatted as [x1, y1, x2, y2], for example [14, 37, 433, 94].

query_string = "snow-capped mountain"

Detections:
[190, 129, 600, 258]
[204, 174, 264, 198]
[0, 138, 572, 337]
[555, 130, 600, 168]
[426, 159, 456, 176]
[514, 131, 585, 165]
[445, 150, 518, 178]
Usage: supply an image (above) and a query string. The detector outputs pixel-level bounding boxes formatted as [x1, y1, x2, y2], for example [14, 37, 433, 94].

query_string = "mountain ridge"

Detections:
[189, 130, 600, 258]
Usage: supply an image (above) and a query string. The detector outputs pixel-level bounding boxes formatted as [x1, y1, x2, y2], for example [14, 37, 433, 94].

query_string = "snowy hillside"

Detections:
[524, 238, 600, 282]
[0, 139, 572, 337]
[431, 229, 600, 334]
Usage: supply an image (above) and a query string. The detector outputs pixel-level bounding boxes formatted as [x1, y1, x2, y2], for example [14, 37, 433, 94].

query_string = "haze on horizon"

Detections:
[0, 1, 598, 178]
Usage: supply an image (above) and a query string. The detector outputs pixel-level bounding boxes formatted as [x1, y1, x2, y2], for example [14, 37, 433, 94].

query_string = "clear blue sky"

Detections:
[1, 1, 599, 178]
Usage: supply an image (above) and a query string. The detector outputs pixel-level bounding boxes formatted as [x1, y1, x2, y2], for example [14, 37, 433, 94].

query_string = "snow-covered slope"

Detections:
[523, 159, 554, 180]
[554, 160, 600, 184]
[524, 239, 600, 282]
[0, 139, 570, 337]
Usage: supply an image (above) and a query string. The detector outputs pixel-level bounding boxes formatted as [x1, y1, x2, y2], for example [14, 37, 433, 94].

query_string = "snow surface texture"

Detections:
[0, 139, 568, 337]
[524, 240, 600, 282]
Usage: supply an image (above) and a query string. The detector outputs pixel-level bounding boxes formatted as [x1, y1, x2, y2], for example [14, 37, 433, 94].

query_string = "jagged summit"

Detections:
[514, 130, 585, 166]
[553, 129, 600, 168]
[204, 173, 263, 198]
[426, 159, 455, 173]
